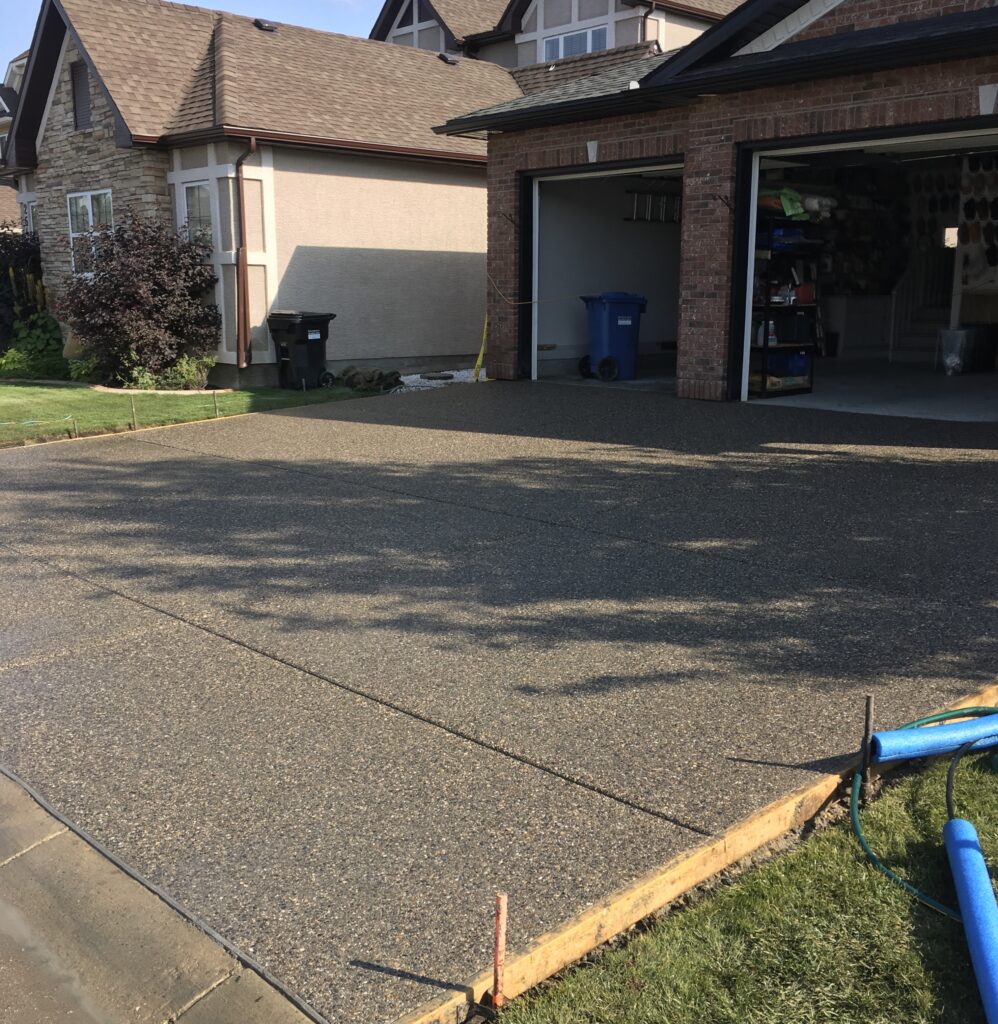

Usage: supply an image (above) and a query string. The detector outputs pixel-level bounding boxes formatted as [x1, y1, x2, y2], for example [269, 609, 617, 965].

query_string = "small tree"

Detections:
[58, 213, 221, 386]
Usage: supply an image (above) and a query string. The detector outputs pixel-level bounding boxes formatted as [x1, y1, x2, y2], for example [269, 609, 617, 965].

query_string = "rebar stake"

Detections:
[861, 694, 875, 806]
[493, 892, 508, 1011]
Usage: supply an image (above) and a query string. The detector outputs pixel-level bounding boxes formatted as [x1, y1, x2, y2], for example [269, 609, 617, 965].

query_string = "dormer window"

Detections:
[543, 25, 607, 60]
[388, 0, 444, 52]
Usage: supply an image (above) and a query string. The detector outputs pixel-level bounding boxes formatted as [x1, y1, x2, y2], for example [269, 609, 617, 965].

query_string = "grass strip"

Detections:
[504, 756, 998, 1024]
[0, 383, 361, 446]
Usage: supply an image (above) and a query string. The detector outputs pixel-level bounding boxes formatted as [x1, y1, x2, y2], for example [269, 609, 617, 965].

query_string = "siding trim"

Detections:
[35, 30, 68, 156]
[734, 0, 844, 55]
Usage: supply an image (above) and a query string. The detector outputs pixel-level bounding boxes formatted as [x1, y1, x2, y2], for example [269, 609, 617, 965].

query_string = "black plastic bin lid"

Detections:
[267, 311, 337, 324]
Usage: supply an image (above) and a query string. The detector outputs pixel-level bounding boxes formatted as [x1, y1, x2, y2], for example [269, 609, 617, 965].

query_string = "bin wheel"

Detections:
[596, 357, 619, 382]
[579, 356, 593, 378]
[319, 371, 337, 388]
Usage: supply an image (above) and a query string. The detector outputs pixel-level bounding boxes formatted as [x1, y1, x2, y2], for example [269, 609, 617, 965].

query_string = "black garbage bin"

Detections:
[267, 311, 337, 389]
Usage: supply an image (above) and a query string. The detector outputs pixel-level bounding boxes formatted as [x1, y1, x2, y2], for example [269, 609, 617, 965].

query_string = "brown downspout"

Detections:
[235, 136, 257, 370]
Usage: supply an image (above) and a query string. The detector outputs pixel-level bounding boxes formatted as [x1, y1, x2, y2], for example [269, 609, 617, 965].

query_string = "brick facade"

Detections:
[795, 0, 995, 41]
[485, 1, 998, 398]
[32, 40, 170, 297]
[0, 185, 20, 225]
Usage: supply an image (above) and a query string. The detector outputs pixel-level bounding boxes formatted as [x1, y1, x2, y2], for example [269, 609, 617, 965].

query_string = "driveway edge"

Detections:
[394, 679, 998, 1024]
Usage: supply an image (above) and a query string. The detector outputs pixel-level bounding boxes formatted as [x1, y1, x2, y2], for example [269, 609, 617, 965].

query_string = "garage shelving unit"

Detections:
[750, 213, 823, 398]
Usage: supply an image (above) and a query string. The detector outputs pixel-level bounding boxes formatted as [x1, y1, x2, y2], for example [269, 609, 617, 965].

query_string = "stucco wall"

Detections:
[270, 149, 488, 367]
[33, 37, 170, 297]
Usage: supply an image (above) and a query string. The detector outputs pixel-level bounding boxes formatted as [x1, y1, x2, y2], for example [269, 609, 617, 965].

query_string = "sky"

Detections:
[3, 0, 386, 76]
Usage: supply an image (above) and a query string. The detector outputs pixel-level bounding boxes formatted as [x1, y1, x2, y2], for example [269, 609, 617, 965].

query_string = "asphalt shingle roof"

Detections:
[430, 0, 510, 39]
[59, 0, 521, 157]
[453, 47, 674, 123]
[213, 13, 519, 155]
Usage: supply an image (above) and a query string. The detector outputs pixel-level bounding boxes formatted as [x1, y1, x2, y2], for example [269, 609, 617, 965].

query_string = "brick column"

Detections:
[677, 113, 737, 402]
[485, 143, 521, 381]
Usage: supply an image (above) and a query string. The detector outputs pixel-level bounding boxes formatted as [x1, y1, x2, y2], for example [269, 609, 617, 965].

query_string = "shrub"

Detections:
[153, 354, 216, 390]
[0, 223, 44, 349]
[57, 213, 221, 385]
[68, 355, 100, 383]
[0, 311, 69, 379]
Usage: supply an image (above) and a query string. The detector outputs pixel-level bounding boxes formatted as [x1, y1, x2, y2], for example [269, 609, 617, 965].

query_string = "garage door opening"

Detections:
[532, 165, 682, 384]
[742, 133, 998, 420]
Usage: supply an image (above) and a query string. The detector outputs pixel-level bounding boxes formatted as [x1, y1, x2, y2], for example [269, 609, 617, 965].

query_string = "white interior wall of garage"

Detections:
[536, 176, 681, 376]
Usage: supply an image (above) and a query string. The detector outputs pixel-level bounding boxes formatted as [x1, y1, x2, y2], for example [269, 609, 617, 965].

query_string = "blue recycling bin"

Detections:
[580, 292, 647, 381]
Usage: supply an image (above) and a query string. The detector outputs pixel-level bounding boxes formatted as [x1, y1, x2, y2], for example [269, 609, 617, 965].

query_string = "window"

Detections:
[543, 24, 607, 60]
[388, 0, 440, 49]
[183, 182, 213, 245]
[21, 201, 37, 234]
[67, 190, 112, 274]
[71, 61, 92, 131]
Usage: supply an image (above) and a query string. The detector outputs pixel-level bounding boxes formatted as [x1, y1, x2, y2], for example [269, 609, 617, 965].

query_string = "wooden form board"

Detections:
[394, 681, 998, 1024]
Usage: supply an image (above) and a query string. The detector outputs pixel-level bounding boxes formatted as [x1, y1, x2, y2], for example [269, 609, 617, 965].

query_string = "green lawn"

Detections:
[504, 757, 998, 1024]
[0, 382, 361, 446]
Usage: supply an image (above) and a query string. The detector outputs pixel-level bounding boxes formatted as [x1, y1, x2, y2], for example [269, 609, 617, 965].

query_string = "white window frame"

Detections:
[22, 200, 37, 233]
[517, 0, 638, 65]
[543, 24, 608, 60]
[387, 0, 440, 47]
[66, 188, 113, 274]
[179, 179, 215, 247]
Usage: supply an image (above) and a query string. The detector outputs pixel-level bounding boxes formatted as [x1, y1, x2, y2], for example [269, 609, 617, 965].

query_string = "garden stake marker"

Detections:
[493, 892, 508, 1010]
[213, 392, 220, 418]
[861, 694, 874, 805]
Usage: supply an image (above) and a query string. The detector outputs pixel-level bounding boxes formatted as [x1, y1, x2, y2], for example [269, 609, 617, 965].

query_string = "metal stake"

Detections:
[862, 694, 875, 806]
[493, 892, 508, 1010]
[130, 395, 138, 431]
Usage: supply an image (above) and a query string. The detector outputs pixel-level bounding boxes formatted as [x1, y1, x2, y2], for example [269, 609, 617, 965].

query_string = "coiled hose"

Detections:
[850, 706, 998, 923]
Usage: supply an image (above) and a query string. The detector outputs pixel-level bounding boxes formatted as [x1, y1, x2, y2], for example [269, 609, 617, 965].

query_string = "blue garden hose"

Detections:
[851, 705, 998, 920]
[852, 707, 998, 1023]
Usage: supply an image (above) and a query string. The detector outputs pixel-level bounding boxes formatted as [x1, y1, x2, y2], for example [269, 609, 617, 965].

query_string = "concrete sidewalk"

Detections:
[0, 774, 310, 1023]
[1, 382, 996, 1022]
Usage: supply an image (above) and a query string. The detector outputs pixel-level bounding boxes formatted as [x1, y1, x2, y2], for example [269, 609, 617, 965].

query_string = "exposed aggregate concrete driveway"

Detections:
[1, 382, 996, 1022]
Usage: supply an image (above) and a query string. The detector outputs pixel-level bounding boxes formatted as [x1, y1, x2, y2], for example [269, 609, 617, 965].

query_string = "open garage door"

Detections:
[531, 164, 682, 382]
[740, 130, 998, 421]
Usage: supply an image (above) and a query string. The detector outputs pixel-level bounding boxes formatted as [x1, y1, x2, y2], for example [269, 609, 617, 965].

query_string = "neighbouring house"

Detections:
[370, 0, 743, 67]
[2, 0, 520, 384]
[0, 51, 28, 227]
[440, 0, 998, 416]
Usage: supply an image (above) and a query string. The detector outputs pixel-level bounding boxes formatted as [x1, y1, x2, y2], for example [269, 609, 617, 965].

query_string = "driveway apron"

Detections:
[1, 382, 996, 1022]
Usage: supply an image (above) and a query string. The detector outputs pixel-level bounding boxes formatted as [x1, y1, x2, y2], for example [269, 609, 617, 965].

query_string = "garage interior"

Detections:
[746, 133, 998, 421]
[533, 166, 682, 381]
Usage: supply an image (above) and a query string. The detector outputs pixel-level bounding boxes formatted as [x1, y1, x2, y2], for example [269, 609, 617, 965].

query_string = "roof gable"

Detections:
[640, 0, 810, 83]
[370, 0, 509, 43]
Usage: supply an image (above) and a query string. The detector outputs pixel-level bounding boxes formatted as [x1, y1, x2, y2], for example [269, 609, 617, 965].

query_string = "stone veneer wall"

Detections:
[486, 41, 998, 399]
[33, 38, 170, 297]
